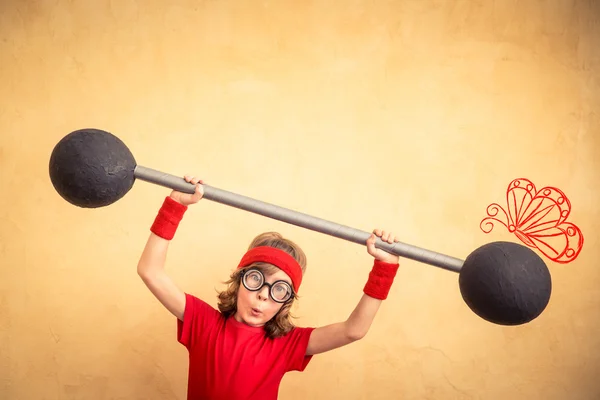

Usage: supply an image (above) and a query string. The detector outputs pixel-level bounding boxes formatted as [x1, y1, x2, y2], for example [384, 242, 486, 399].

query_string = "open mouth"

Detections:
[251, 308, 262, 316]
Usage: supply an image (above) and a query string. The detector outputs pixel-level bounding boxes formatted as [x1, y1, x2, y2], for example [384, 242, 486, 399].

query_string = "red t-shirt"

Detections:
[177, 293, 315, 400]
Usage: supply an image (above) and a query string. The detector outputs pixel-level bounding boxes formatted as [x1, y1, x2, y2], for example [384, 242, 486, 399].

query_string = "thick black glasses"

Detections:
[242, 269, 293, 303]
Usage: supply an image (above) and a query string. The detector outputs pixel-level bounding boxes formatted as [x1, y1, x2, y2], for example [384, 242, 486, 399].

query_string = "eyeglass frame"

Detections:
[240, 268, 295, 303]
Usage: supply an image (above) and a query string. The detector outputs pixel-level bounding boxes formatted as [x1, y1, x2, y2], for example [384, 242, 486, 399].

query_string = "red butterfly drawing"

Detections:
[480, 178, 584, 264]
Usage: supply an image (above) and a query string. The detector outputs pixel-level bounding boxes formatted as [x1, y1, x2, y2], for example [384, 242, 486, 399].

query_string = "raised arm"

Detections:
[306, 229, 400, 355]
[138, 232, 187, 320]
[137, 176, 204, 321]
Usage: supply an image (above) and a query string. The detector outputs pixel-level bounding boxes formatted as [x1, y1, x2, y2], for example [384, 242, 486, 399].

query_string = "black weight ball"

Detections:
[459, 241, 552, 325]
[49, 129, 136, 208]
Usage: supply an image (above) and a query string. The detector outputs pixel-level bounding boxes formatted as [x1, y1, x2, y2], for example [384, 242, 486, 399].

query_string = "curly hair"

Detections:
[217, 232, 307, 339]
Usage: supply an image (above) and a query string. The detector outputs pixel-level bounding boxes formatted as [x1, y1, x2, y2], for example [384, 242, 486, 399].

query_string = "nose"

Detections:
[257, 286, 269, 301]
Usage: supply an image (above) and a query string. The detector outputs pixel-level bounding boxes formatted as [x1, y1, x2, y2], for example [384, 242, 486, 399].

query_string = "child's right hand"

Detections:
[169, 175, 204, 206]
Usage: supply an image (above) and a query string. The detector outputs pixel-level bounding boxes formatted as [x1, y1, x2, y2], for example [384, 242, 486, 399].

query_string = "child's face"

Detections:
[234, 268, 293, 327]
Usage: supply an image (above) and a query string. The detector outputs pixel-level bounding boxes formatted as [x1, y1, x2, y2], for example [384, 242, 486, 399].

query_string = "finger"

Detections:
[184, 175, 192, 182]
[382, 230, 389, 241]
[386, 233, 395, 244]
[366, 233, 377, 247]
[366, 234, 376, 251]
[190, 177, 200, 184]
[373, 228, 382, 237]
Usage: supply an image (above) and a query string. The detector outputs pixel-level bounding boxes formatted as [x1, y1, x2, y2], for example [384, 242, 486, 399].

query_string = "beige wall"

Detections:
[1, 1, 599, 399]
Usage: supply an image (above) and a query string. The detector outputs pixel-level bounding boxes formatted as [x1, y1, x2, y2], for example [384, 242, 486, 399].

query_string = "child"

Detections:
[137, 175, 401, 400]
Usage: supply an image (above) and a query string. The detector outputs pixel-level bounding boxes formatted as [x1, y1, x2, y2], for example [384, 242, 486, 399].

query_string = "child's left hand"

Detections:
[366, 229, 400, 264]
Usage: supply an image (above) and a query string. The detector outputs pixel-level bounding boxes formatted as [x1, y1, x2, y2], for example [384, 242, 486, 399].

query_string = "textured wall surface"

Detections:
[1, 0, 599, 399]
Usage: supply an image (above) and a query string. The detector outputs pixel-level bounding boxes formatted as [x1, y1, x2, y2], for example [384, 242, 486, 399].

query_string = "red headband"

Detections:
[237, 246, 303, 293]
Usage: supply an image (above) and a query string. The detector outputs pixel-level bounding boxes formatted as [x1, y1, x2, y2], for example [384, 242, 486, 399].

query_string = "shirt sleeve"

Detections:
[177, 293, 221, 350]
[284, 326, 316, 372]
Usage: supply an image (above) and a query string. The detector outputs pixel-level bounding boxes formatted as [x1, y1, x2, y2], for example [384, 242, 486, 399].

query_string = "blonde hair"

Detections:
[217, 232, 307, 339]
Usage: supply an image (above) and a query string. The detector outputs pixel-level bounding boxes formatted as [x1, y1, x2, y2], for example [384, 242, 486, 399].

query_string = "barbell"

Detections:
[49, 128, 552, 326]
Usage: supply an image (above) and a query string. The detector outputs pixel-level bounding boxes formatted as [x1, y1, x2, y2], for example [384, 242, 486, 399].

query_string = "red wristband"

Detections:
[150, 196, 188, 240]
[363, 259, 400, 300]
